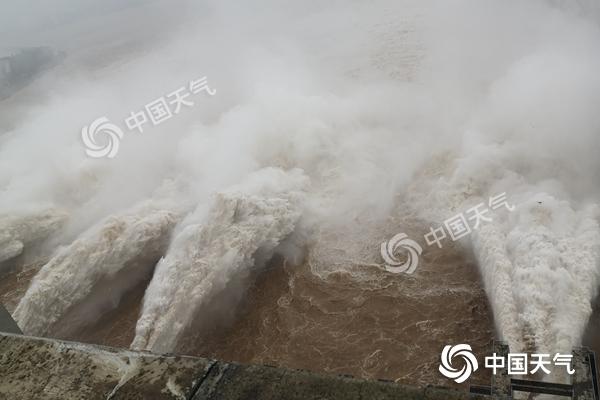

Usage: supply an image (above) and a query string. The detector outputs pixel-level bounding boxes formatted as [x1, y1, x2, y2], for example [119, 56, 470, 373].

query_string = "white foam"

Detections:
[1, 0, 599, 361]
[473, 195, 600, 354]
[131, 168, 306, 352]
[13, 200, 180, 336]
[408, 146, 600, 355]
[0, 208, 68, 263]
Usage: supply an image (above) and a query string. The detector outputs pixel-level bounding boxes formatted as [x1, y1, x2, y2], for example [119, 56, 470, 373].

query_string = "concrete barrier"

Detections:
[0, 332, 487, 400]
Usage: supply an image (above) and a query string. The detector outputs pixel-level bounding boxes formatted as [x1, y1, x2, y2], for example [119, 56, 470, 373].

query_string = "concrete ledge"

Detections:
[0, 333, 486, 400]
[0, 333, 211, 399]
[192, 362, 482, 400]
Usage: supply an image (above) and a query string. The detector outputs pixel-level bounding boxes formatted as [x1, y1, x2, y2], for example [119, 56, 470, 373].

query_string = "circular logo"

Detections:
[380, 233, 422, 274]
[81, 117, 124, 158]
[439, 344, 479, 383]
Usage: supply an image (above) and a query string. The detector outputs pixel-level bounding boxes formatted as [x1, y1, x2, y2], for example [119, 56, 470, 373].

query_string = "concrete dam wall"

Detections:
[0, 332, 486, 400]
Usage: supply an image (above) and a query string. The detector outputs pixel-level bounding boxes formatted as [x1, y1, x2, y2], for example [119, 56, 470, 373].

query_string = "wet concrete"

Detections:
[0, 332, 488, 400]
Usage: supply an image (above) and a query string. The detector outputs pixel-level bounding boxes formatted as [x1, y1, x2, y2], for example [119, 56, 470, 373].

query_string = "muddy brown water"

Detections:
[1, 243, 598, 390]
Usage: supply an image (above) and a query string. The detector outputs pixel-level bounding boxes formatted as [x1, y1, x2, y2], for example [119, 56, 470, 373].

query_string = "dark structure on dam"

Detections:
[0, 305, 21, 335]
[470, 342, 599, 400]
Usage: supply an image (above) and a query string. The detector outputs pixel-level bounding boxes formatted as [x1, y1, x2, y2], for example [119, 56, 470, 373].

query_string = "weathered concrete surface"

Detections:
[0, 332, 487, 400]
[193, 361, 486, 400]
[0, 333, 211, 399]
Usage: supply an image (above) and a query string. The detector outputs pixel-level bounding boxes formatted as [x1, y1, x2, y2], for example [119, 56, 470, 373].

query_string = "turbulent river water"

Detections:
[1, 0, 600, 391]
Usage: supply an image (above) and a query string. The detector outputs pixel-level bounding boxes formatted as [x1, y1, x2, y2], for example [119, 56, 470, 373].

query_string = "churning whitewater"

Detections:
[132, 168, 307, 352]
[14, 200, 181, 336]
[1, 0, 599, 377]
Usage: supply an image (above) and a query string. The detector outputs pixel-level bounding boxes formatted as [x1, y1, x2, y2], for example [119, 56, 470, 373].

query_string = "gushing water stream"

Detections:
[0, 1, 599, 388]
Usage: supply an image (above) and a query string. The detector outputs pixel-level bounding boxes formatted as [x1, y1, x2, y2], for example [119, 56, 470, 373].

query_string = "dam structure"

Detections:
[1, 305, 598, 400]
[0, 331, 489, 400]
[0, 303, 487, 400]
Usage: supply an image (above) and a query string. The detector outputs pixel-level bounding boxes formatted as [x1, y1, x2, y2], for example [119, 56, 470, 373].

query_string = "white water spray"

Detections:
[132, 168, 306, 352]
[13, 200, 180, 336]
[0, 0, 598, 363]
[0, 209, 67, 264]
